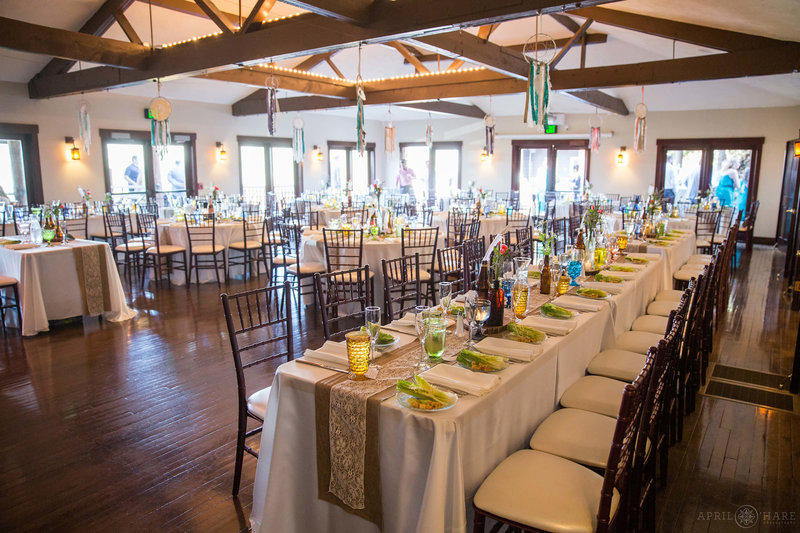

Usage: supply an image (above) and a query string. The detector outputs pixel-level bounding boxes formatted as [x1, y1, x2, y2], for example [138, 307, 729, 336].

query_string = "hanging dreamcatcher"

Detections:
[385, 108, 396, 154]
[356, 44, 367, 156]
[484, 96, 496, 155]
[78, 100, 92, 156]
[266, 70, 279, 135]
[425, 113, 433, 149]
[522, 15, 556, 131]
[633, 87, 648, 152]
[292, 116, 305, 163]
[149, 82, 171, 160]
[589, 111, 602, 153]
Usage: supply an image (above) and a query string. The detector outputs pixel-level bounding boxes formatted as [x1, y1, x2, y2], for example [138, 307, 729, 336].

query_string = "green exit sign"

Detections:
[144, 108, 154, 119]
[544, 124, 557, 134]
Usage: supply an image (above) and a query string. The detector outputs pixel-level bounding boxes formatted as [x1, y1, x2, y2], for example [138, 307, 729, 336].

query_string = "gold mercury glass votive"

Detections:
[345, 331, 371, 380]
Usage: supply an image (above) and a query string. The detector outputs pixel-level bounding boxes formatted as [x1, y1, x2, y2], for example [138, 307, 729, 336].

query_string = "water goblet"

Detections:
[365, 306, 381, 365]
[471, 298, 491, 341]
[439, 281, 452, 313]
[413, 305, 431, 371]
[345, 330, 371, 381]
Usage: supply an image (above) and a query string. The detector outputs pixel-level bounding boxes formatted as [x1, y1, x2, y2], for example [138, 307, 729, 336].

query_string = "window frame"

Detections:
[654, 137, 763, 213]
[99, 129, 198, 199]
[398, 141, 463, 197]
[327, 140, 376, 192]
[0, 122, 44, 205]
[237, 135, 301, 197]
[510, 139, 591, 193]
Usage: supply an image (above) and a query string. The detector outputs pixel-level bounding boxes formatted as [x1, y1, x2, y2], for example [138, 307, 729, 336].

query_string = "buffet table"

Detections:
[250, 231, 694, 533]
[0, 239, 136, 336]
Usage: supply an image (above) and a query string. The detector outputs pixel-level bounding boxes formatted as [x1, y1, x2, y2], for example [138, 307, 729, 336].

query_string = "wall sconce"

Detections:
[480, 147, 489, 162]
[65, 137, 80, 161]
[616, 146, 627, 165]
[216, 142, 227, 161]
[794, 130, 800, 157]
[313, 145, 323, 161]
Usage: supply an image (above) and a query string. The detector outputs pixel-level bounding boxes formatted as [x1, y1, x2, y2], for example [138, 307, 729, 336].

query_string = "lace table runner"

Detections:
[72, 243, 111, 316]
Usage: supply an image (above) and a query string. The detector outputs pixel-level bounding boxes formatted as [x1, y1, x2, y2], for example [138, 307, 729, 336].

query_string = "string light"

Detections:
[250, 64, 486, 85]
[160, 12, 304, 48]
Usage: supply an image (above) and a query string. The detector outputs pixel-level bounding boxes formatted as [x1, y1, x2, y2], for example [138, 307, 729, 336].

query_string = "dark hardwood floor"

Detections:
[1, 245, 797, 532]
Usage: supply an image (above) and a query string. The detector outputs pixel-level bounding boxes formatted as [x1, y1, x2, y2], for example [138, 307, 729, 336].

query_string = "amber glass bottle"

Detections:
[476, 260, 491, 300]
[487, 279, 505, 327]
[540, 255, 551, 295]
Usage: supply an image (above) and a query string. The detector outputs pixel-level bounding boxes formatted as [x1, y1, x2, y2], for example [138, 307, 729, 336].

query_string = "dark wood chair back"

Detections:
[62, 210, 88, 239]
[402, 227, 439, 277]
[314, 266, 372, 341]
[382, 253, 422, 322]
[341, 206, 367, 225]
[506, 208, 530, 230]
[184, 214, 218, 254]
[322, 228, 364, 273]
[552, 217, 568, 254]
[695, 210, 721, 243]
[136, 212, 162, 251]
[463, 236, 486, 289]
[437, 244, 466, 296]
[514, 226, 533, 257]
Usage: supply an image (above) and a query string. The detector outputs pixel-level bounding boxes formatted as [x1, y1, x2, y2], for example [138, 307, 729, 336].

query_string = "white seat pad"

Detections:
[530, 408, 617, 469]
[696, 238, 712, 248]
[647, 300, 680, 317]
[146, 244, 185, 254]
[686, 254, 713, 264]
[588, 349, 647, 382]
[0, 275, 19, 286]
[615, 330, 663, 354]
[631, 314, 669, 335]
[287, 261, 326, 274]
[655, 289, 684, 302]
[247, 386, 271, 419]
[191, 244, 225, 254]
[474, 449, 619, 533]
[674, 269, 700, 282]
[229, 240, 264, 250]
[560, 375, 627, 418]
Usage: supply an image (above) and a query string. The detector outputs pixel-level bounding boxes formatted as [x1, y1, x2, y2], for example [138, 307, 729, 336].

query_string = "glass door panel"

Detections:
[0, 139, 26, 204]
[518, 148, 548, 208]
[240, 145, 267, 201]
[154, 144, 188, 206]
[106, 142, 147, 203]
[554, 148, 586, 198]
[401, 145, 430, 200]
[433, 148, 459, 201]
[329, 148, 348, 190]
[711, 148, 752, 211]
[271, 146, 296, 199]
[663, 149, 703, 204]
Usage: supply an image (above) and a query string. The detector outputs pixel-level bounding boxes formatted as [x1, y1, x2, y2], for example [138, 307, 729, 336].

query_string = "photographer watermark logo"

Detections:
[735, 505, 758, 528]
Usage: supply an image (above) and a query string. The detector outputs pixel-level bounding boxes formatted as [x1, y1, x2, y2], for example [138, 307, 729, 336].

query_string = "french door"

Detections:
[238, 136, 299, 202]
[327, 141, 375, 196]
[654, 137, 763, 213]
[511, 140, 589, 208]
[399, 142, 462, 200]
[0, 123, 43, 205]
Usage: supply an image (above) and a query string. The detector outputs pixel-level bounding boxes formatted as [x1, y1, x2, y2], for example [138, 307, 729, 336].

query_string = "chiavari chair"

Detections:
[220, 282, 293, 496]
[401, 227, 438, 305]
[0, 275, 22, 335]
[381, 253, 422, 323]
[314, 266, 372, 341]
[184, 215, 225, 286]
[514, 226, 533, 257]
[229, 212, 269, 280]
[739, 200, 759, 252]
[281, 222, 326, 323]
[341, 206, 367, 225]
[463, 237, 486, 290]
[61, 209, 88, 239]
[446, 209, 469, 246]
[552, 217, 568, 254]
[106, 210, 146, 283]
[694, 210, 720, 252]
[437, 244, 466, 297]
[509, 190, 520, 210]
[137, 212, 187, 287]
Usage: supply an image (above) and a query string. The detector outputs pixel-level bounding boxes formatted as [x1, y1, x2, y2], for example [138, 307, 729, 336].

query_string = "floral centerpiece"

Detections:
[78, 186, 92, 203]
[211, 184, 220, 202]
[373, 182, 382, 204]
[491, 243, 514, 281]
[539, 220, 555, 256]
[583, 204, 604, 241]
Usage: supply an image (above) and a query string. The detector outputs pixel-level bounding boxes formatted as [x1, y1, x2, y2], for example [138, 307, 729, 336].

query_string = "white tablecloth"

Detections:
[607, 213, 696, 233]
[250, 238, 687, 532]
[311, 207, 343, 226]
[432, 213, 510, 244]
[0, 239, 136, 336]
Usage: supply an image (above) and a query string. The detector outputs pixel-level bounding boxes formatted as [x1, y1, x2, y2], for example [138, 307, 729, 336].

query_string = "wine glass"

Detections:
[365, 306, 381, 366]
[17, 216, 31, 243]
[413, 305, 431, 371]
[42, 224, 55, 246]
[439, 282, 452, 313]
[469, 297, 491, 342]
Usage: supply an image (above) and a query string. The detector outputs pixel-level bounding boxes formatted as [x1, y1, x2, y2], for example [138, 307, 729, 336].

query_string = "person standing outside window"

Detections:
[395, 159, 415, 196]
[167, 160, 185, 190]
[663, 154, 677, 203]
[124, 156, 142, 192]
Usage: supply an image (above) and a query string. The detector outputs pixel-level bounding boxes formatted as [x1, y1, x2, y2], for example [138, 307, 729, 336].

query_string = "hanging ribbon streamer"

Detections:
[385, 122, 395, 154]
[292, 117, 305, 163]
[425, 112, 433, 149]
[266, 89, 279, 135]
[589, 112, 602, 153]
[149, 83, 171, 160]
[633, 87, 648, 152]
[525, 60, 550, 131]
[484, 115, 496, 155]
[356, 44, 367, 156]
[78, 101, 91, 156]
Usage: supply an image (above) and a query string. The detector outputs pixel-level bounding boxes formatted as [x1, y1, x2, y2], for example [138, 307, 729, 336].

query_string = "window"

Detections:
[100, 129, 197, 204]
[511, 140, 589, 207]
[398, 142, 462, 200]
[238, 136, 300, 203]
[0, 123, 43, 205]
[327, 141, 375, 196]
[655, 137, 763, 212]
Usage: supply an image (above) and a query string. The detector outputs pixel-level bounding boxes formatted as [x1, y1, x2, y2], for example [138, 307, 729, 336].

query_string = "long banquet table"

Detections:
[0, 239, 136, 336]
[250, 231, 697, 533]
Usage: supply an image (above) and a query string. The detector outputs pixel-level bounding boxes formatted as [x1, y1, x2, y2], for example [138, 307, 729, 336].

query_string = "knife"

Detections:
[295, 358, 349, 374]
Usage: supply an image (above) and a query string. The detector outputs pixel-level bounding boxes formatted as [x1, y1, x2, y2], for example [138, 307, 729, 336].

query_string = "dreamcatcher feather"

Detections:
[149, 84, 171, 161]
[78, 101, 91, 156]
[633, 87, 648, 152]
[385, 109, 395, 154]
[484, 114, 496, 155]
[292, 117, 305, 163]
[355, 44, 367, 156]
[589, 112, 602, 153]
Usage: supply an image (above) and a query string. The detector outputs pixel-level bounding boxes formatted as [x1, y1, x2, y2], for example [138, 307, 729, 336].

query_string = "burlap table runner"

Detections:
[72, 243, 111, 316]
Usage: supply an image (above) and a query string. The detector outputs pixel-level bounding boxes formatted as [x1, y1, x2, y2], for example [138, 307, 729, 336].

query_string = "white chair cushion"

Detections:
[686, 253, 713, 263]
[587, 349, 647, 382]
[388, 267, 431, 281]
[272, 254, 297, 265]
[473, 449, 619, 533]
[530, 408, 617, 469]
[655, 289, 684, 302]
[0, 275, 19, 287]
[146, 244, 185, 254]
[229, 240, 264, 250]
[696, 238, 712, 248]
[287, 261, 326, 274]
[647, 299, 680, 317]
[330, 269, 374, 283]
[246, 386, 271, 419]
[674, 269, 700, 282]
[631, 314, 669, 335]
[560, 375, 627, 418]
[115, 241, 146, 252]
[191, 244, 225, 254]
[615, 330, 663, 354]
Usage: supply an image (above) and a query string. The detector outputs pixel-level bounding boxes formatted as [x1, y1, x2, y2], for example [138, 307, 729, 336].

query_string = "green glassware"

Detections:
[423, 318, 447, 362]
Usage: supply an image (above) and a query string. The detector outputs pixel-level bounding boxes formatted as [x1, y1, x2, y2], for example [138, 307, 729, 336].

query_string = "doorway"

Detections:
[238, 137, 299, 203]
[0, 123, 43, 205]
[327, 141, 375, 196]
[511, 139, 589, 208]
[399, 142, 462, 200]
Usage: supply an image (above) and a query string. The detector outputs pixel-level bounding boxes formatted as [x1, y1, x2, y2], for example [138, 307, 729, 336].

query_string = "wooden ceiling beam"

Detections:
[399, 101, 486, 119]
[0, 16, 150, 70]
[193, 0, 238, 34]
[114, 10, 143, 44]
[235, 93, 354, 115]
[388, 42, 430, 74]
[550, 18, 592, 67]
[409, 31, 529, 79]
[145, 0, 240, 26]
[278, 0, 371, 25]
[198, 67, 353, 96]
[34, 0, 136, 78]
[325, 56, 346, 78]
[240, 0, 267, 34]
[549, 13, 580, 33]
[294, 52, 335, 71]
[569, 6, 794, 52]
[563, 89, 628, 115]
[29, 0, 617, 98]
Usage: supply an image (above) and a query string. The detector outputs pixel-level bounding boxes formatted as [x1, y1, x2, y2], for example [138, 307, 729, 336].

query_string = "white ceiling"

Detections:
[0, 0, 798, 119]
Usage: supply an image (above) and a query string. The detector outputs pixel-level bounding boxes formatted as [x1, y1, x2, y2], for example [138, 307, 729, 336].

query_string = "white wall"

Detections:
[384, 105, 800, 238]
[0, 81, 384, 202]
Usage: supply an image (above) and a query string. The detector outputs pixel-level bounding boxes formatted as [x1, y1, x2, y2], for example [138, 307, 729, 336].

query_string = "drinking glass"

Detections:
[471, 298, 491, 340]
[424, 316, 447, 363]
[365, 306, 381, 364]
[345, 330, 371, 381]
[567, 258, 583, 286]
[514, 256, 531, 275]
[439, 281, 452, 313]
[617, 232, 629, 254]
[413, 305, 431, 371]
[511, 276, 529, 322]
[17, 216, 31, 242]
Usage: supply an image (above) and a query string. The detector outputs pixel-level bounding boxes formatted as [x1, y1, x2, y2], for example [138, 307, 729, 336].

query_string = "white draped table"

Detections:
[607, 213, 696, 233]
[250, 233, 693, 533]
[432, 213, 511, 243]
[0, 239, 136, 336]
